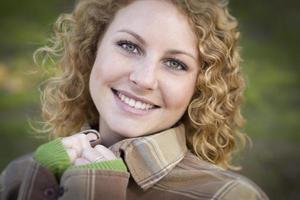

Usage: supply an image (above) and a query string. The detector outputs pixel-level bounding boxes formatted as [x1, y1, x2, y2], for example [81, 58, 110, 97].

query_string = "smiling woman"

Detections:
[0, 0, 268, 200]
[89, 1, 199, 145]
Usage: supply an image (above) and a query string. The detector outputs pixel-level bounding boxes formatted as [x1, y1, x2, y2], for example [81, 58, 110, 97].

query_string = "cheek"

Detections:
[91, 55, 119, 85]
[92, 57, 109, 82]
[91, 64, 101, 83]
[163, 77, 196, 110]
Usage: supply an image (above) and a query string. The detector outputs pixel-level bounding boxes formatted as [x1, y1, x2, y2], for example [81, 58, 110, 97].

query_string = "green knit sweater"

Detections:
[33, 138, 127, 177]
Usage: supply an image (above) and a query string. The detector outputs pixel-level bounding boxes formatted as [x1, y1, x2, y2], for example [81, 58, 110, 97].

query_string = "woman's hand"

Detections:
[61, 132, 116, 166]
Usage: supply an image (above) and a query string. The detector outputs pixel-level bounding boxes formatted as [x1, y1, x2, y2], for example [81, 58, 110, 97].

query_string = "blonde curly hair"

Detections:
[34, 0, 247, 169]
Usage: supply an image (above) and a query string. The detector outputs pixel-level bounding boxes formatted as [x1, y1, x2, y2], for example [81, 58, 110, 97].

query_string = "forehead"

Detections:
[116, 0, 184, 24]
[105, 0, 198, 51]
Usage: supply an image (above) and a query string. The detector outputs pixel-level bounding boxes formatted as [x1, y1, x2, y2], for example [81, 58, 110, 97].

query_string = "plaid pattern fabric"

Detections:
[1, 124, 269, 200]
[108, 124, 187, 190]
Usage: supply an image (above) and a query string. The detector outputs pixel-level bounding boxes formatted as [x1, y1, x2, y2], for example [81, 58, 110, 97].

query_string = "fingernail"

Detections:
[86, 133, 97, 141]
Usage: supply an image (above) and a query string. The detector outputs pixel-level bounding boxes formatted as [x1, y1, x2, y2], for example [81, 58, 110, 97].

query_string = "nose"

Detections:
[129, 61, 158, 91]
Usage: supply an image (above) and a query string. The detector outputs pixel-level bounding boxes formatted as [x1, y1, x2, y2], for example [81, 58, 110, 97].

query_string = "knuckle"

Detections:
[77, 133, 87, 140]
[94, 145, 106, 152]
[81, 148, 90, 157]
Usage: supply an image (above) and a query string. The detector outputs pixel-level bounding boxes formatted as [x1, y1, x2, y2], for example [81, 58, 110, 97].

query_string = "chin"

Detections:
[112, 125, 153, 138]
[111, 126, 137, 138]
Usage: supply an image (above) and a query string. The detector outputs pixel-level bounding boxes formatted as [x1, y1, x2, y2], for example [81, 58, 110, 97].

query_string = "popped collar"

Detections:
[81, 124, 187, 190]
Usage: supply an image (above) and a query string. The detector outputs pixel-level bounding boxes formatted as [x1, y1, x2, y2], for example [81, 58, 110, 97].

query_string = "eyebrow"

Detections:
[166, 50, 197, 61]
[117, 29, 146, 45]
[117, 29, 197, 61]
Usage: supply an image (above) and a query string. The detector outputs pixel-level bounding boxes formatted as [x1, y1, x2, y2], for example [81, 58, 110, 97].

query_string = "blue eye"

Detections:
[117, 40, 141, 55]
[165, 58, 187, 71]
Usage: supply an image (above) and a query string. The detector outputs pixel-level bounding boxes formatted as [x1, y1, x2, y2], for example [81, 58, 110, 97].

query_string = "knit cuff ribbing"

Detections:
[69, 159, 127, 172]
[33, 138, 71, 176]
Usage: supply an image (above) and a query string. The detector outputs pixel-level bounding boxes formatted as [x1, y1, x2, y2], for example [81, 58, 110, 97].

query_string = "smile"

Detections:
[112, 88, 159, 111]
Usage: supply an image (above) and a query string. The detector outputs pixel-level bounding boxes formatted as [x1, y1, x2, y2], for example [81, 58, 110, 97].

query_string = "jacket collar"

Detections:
[81, 124, 187, 190]
[111, 124, 187, 190]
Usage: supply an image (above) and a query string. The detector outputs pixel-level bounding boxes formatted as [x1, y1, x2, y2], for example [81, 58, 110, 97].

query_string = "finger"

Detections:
[74, 158, 90, 166]
[90, 139, 101, 148]
[65, 133, 92, 156]
[85, 132, 98, 142]
[62, 133, 91, 149]
[66, 148, 77, 164]
[75, 134, 91, 149]
[81, 147, 104, 162]
[82, 130, 101, 141]
[61, 136, 76, 149]
[61, 134, 87, 156]
[83, 130, 101, 147]
[62, 136, 82, 158]
[94, 145, 116, 160]
[62, 133, 98, 159]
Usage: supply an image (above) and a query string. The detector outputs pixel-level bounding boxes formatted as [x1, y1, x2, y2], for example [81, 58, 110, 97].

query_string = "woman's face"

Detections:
[89, 0, 199, 143]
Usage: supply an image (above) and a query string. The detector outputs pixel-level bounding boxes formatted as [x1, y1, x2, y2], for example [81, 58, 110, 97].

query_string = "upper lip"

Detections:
[112, 88, 160, 107]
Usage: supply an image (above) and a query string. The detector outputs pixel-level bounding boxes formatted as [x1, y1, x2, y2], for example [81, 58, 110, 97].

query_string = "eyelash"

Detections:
[116, 40, 188, 71]
[165, 58, 188, 71]
[116, 40, 142, 55]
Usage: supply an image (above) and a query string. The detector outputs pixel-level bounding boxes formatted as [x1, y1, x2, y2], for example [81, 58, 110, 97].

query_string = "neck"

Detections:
[99, 118, 125, 147]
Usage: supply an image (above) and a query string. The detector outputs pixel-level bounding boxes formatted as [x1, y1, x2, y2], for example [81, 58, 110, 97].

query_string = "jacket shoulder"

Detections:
[1, 153, 34, 182]
[154, 151, 269, 200]
[0, 154, 34, 199]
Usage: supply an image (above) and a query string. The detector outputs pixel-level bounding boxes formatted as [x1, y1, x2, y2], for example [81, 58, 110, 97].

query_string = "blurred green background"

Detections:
[0, 0, 299, 199]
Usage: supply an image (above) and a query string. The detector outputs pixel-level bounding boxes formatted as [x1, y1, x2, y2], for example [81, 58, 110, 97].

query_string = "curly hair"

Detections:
[34, 0, 248, 169]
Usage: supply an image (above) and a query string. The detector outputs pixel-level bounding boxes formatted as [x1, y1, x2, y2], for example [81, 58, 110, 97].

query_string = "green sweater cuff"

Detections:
[33, 138, 71, 176]
[69, 159, 127, 172]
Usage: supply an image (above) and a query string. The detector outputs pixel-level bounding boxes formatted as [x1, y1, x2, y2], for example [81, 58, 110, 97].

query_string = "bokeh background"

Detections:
[0, 0, 299, 199]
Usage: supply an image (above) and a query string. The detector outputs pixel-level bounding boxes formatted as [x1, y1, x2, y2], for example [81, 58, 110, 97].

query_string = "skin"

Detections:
[62, 134, 116, 165]
[63, 0, 200, 165]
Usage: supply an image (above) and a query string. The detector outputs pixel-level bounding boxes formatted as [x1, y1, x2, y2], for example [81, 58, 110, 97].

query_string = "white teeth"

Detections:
[117, 92, 155, 110]
[124, 97, 129, 104]
[121, 95, 125, 101]
[135, 101, 142, 109]
[129, 99, 135, 107]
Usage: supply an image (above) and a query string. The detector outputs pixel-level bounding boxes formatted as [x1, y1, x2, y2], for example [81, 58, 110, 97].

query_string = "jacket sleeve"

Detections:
[0, 168, 6, 199]
[0, 156, 130, 200]
[32, 137, 130, 199]
[58, 169, 130, 200]
[1, 137, 130, 200]
[0, 155, 35, 200]
[0, 156, 60, 200]
[216, 179, 269, 200]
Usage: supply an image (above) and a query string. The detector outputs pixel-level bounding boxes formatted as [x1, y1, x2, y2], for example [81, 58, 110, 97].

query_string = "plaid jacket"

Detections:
[0, 125, 269, 200]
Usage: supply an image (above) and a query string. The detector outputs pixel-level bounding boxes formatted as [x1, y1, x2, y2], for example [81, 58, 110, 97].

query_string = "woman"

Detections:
[0, 0, 269, 199]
